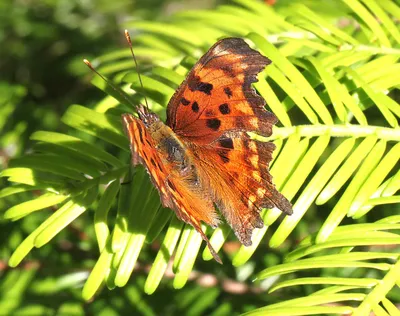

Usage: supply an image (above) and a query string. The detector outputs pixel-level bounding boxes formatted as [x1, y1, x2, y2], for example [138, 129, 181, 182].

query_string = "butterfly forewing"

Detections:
[122, 113, 222, 263]
[122, 114, 171, 207]
[166, 38, 276, 144]
[190, 132, 292, 245]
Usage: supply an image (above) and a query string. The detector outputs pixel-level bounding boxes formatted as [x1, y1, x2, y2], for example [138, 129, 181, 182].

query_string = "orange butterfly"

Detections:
[122, 37, 292, 263]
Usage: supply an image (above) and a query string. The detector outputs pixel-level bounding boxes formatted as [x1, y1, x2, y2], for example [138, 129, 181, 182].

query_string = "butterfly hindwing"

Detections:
[192, 132, 292, 245]
[163, 176, 222, 263]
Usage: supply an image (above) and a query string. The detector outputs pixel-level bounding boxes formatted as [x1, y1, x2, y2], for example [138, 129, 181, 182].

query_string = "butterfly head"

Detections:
[137, 104, 160, 127]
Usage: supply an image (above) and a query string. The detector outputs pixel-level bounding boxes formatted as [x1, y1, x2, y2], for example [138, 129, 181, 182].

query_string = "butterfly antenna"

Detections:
[83, 59, 135, 108]
[124, 29, 149, 110]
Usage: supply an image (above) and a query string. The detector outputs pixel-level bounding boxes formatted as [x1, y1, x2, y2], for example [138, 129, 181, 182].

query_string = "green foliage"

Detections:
[1, 0, 400, 315]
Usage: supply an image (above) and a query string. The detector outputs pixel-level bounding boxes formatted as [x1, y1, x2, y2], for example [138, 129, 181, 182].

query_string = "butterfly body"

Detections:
[135, 106, 199, 185]
[123, 38, 292, 263]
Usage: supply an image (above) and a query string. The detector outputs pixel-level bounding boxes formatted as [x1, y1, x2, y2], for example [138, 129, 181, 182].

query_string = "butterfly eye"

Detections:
[138, 105, 159, 126]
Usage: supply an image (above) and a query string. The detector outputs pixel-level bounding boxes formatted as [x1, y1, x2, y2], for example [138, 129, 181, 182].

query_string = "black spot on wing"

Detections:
[150, 158, 157, 168]
[219, 103, 230, 115]
[181, 98, 190, 106]
[219, 137, 234, 149]
[191, 101, 199, 113]
[206, 118, 221, 131]
[224, 87, 233, 98]
[188, 75, 213, 95]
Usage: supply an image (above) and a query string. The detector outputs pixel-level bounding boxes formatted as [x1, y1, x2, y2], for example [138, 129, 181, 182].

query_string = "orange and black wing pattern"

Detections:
[122, 37, 292, 263]
[192, 132, 292, 246]
[166, 38, 277, 144]
[122, 113, 222, 263]
[122, 113, 171, 208]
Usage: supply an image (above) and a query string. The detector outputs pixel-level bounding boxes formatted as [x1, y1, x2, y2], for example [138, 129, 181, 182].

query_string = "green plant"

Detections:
[1, 0, 399, 315]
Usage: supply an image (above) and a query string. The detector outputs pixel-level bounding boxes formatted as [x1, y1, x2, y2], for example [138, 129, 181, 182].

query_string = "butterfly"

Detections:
[122, 38, 292, 263]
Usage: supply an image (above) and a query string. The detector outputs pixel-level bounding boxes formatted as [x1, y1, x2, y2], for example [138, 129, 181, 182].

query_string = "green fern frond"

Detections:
[1, 0, 399, 314]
